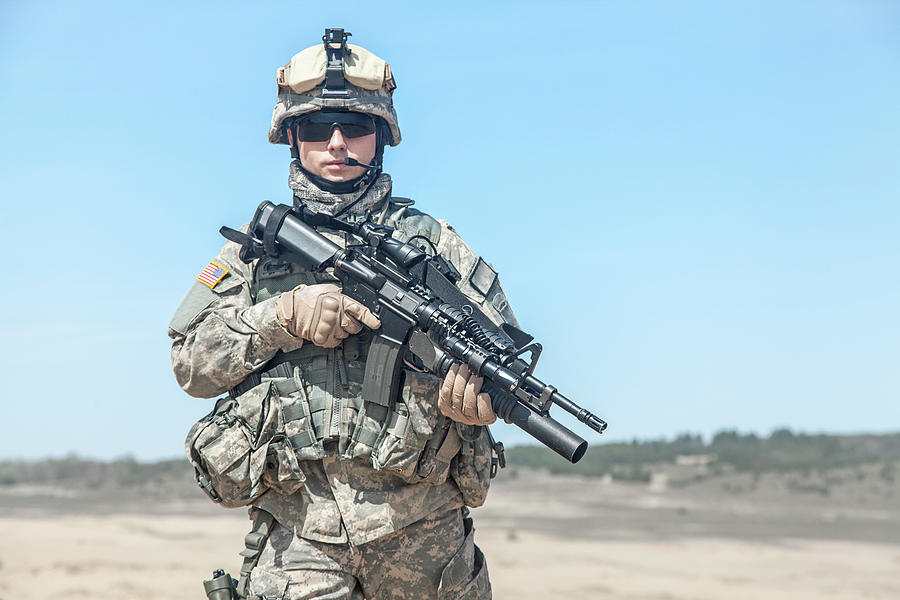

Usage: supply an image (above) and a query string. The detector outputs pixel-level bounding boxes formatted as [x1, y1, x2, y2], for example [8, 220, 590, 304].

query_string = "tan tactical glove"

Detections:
[438, 363, 497, 426]
[276, 283, 381, 348]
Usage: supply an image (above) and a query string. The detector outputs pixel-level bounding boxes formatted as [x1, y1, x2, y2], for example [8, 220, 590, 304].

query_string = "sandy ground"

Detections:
[1, 469, 899, 599]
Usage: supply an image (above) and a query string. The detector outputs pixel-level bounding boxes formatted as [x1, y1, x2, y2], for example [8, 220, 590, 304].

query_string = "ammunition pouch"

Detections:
[187, 354, 498, 510]
[449, 424, 497, 508]
[371, 371, 461, 484]
[185, 379, 309, 508]
[371, 370, 498, 509]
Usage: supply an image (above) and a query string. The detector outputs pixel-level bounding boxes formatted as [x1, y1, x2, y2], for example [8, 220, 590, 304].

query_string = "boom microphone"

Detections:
[343, 157, 378, 169]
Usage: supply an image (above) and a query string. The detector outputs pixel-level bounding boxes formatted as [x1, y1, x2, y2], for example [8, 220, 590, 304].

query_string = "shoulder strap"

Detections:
[383, 198, 442, 246]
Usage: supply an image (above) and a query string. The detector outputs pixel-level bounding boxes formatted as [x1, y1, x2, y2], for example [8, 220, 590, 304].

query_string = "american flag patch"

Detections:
[197, 261, 229, 289]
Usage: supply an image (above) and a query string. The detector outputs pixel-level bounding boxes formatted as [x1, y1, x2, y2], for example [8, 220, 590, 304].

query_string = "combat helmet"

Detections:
[269, 28, 401, 152]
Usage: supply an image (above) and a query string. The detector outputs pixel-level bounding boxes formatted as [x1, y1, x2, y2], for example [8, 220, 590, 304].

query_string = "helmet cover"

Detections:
[269, 38, 400, 147]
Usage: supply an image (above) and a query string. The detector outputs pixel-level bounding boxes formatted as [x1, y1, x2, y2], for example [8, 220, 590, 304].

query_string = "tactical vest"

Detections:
[230, 199, 454, 473]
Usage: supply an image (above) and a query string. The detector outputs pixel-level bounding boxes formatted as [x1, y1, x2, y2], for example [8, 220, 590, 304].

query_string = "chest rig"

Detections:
[231, 198, 443, 461]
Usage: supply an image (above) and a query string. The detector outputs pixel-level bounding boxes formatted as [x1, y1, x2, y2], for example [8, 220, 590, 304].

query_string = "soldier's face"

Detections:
[295, 126, 377, 182]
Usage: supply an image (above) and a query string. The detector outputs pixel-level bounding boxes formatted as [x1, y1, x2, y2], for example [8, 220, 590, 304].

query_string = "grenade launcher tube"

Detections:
[484, 381, 588, 463]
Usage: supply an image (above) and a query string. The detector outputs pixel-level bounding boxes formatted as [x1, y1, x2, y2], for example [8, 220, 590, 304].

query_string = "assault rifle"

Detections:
[221, 202, 606, 463]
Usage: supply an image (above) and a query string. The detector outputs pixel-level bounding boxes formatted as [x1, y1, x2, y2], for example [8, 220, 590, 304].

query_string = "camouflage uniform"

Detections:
[170, 164, 514, 598]
[246, 494, 488, 600]
[170, 32, 515, 600]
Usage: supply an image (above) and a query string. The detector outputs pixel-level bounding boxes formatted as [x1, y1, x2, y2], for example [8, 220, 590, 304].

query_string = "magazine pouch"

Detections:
[185, 381, 305, 508]
[449, 424, 494, 508]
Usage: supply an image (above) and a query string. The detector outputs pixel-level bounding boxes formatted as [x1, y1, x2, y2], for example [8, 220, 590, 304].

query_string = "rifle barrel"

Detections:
[548, 389, 608, 434]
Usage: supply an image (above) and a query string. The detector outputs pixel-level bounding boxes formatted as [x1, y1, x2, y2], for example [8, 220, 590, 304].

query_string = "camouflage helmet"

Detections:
[268, 29, 401, 147]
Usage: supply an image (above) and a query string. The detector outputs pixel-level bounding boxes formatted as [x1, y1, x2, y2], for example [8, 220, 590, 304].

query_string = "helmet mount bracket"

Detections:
[322, 28, 351, 98]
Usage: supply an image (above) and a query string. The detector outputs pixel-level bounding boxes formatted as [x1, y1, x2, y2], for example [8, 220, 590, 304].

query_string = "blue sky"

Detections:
[1, 1, 898, 460]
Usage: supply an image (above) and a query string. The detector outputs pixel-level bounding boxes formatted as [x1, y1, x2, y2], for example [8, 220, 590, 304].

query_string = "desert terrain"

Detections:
[1, 460, 898, 600]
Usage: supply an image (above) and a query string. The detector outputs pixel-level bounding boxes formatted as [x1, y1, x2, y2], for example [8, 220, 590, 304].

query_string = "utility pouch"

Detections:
[414, 416, 461, 484]
[449, 424, 496, 508]
[185, 381, 306, 508]
[372, 371, 461, 485]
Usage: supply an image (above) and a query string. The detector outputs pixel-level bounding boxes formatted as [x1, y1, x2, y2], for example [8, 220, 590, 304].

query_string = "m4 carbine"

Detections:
[221, 202, 606, 463]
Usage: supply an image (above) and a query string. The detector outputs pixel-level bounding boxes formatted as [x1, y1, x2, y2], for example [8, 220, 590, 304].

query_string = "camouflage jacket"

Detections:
[169, 194, 516, 546]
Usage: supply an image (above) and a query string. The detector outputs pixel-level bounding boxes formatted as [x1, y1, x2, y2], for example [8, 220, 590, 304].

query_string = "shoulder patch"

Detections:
[469, 257, 497, 296]
[197, 261, 229, 289]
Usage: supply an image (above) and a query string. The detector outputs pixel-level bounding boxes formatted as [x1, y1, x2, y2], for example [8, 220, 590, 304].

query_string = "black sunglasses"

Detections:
[295, 112, 377, 142]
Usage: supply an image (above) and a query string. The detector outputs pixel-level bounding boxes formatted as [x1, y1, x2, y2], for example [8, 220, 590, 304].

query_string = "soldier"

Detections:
[170, 29, 517, 600]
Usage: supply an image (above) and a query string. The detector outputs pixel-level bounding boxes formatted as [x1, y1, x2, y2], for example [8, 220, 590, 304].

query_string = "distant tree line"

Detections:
[505, 429, 900, 481]
[1, 430, 898, 486]
[0, 455, 191, 487]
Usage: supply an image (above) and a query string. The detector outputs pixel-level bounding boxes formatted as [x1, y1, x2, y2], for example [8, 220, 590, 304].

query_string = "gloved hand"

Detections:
[276, 283, 381, 348]
[438, 363, 496, 426]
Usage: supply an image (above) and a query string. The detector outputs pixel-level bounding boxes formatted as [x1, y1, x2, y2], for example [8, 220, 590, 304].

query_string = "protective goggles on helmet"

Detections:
[295, 111, 376, 142]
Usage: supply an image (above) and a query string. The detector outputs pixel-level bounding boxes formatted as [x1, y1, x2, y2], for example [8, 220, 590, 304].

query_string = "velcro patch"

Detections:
[197, 261, 229, 289]
[469, 258, 497, 296]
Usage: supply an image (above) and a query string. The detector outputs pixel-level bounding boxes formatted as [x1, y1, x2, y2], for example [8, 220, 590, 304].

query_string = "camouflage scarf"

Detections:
[289, 160, 392, 217]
